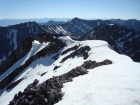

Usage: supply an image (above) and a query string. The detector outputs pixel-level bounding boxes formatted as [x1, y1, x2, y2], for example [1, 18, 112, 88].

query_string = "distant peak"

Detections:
[68, 17, 81, 22]
[73, 17, 79, 19]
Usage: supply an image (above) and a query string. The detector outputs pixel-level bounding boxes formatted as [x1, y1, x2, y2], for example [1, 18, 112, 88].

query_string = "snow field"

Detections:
[0, 36, 140, 105]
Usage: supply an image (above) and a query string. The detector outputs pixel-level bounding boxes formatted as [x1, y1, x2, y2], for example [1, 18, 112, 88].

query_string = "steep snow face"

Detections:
[0, 36, 140, 105]
[0, 40, 49, 81]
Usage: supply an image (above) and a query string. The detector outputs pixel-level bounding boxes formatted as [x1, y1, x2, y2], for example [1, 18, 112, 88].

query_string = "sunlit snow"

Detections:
[0, 36, 140, 105]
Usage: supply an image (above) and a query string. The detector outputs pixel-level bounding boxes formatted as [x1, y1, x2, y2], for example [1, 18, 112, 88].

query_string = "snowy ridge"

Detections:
[0, 35, 140, 105]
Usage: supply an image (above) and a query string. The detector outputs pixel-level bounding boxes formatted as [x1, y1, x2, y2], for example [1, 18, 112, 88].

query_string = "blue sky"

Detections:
[0, 0, 140, 20]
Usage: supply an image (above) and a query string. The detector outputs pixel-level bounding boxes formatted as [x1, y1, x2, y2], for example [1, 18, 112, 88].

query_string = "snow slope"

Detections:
[0, 36, 140, 105]
[0, 40, 49, 81]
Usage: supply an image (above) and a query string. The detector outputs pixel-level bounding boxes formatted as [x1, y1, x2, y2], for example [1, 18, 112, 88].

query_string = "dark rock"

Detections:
[103, 59, 112, 64]
[24, 88, 32, 95]
[82, 60, 96, 69]
[27, 83, 34, 88]
[47, 93, 54, 104]
[40, 85, 48, 93]
[52, 53, 60, 60]
[27, 95, 33, 101]
[60, 46, 91, 63]
[6, 78, 23, 90]
[14, 94, 18, 100]
[33, 97, 40, 105]
[83, 51, 89, 60]
[21, 98, 29, 105]
[55, 79, 62, 88]
[33, 79, 39, 86]
[36, 93, 45, 103]
[8, 59, 112, 105]
[61, 45, 79, 55]
[45, 86, 52, 93]
[78, 66, 88, 74]
[58, 92, 65, 100]
[9, 101, 15, 105]
[18, 91, 22, 97]
[53, 66, 60, 71]
[41, 72, 47, 76]
[30, 88, 38, 94]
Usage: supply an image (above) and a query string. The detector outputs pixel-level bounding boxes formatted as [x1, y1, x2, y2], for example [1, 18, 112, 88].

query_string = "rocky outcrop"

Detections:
[53, 66, 61, 71]
[60, 46, 91, 63]
[8, 59, 112, 105]
[0, 33, 66, 90]
[82, 59, 112, 69]
[61, 45, 79, 55]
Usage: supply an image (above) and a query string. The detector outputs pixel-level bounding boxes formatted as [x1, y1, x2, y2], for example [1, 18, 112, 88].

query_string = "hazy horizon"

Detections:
[0, 17, 139, 27]
[0, 0, 140, 20]
[0, 17, 139, 20]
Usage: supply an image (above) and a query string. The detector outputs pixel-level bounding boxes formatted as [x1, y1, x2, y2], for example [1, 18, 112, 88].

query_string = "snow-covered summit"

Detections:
[0, 34, 140, 105]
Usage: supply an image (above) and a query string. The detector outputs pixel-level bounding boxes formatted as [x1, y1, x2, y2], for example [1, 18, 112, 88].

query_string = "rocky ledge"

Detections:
[8, 59, 112, 105]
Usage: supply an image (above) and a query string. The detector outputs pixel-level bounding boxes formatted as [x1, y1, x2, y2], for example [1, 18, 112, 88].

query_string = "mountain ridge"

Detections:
[80, 24, 140, 62]
[0, 33, 140, 105]
[0, 17, 140, 62]
[0, 22, 46, 61]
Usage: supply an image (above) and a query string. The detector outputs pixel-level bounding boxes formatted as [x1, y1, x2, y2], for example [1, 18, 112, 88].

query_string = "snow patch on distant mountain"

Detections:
[11, 29, 17, 50]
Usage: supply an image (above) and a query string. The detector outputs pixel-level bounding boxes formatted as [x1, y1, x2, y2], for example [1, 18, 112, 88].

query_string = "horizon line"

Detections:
[0, 17, 140, 21]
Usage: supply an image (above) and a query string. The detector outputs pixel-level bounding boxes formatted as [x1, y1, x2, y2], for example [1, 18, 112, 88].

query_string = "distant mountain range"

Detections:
[111, 19, 140, 31]
[0, 18, 69, 26]
[0, 17, 140, 62]
[40, 20, 65, 26]
[43, 18, 140, 38]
